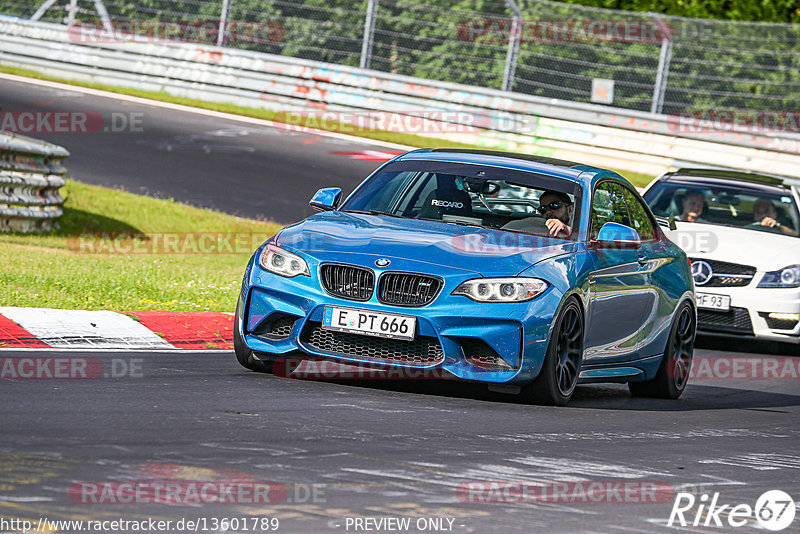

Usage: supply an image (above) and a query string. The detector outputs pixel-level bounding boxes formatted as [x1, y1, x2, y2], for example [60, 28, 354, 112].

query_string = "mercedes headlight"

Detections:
[258, 244, 309, 278]
[452, 278, 548, 302]
[758, 265, 800, 288]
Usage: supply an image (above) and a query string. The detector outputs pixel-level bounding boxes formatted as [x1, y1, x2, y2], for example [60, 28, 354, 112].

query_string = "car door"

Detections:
[584, 181, 652, 363]
[619, 185, 663, 354]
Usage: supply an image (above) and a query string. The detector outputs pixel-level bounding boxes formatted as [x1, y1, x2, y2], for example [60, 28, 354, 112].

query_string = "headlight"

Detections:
[758, 265, 800, 288]
[452, 278, 548, 302]
[258, 244, 309, 278]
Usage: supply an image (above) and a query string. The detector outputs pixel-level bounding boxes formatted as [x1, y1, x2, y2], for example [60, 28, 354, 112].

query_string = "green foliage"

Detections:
[555, 0, 800, 23]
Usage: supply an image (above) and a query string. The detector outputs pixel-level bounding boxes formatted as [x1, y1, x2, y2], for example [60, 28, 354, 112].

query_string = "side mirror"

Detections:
[309, 187, 342, 211]
[593, 222, 641, 249]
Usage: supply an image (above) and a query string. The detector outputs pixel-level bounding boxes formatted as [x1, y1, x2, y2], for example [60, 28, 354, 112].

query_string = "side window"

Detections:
[591, 181, 631, 239]
[622, 187, 657, 241]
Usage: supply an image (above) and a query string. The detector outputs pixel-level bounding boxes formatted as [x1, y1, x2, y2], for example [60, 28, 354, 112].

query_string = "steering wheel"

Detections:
[501, 216, 550, 236]
[746, 221, 782, 233]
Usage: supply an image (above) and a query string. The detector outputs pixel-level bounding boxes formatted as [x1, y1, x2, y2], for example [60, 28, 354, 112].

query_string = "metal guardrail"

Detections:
[0, 19, 798, 179]
[0, 130, 68, 232]
[11, 0, 800, 116]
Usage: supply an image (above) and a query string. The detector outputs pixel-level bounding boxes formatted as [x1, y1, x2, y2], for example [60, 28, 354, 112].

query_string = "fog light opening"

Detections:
[460, 338, 515, 370]
[760, 312, 800, 331]
[768, 313, 800, 321]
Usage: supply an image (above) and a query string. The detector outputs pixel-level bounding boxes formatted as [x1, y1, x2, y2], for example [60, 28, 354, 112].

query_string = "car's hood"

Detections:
[664, 221, 800, 270]
[274, 211, 578, 277]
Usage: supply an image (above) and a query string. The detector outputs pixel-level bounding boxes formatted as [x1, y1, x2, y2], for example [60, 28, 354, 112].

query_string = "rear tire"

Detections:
[233, 302, 273, 373]
[629, 302, 695, 399]
[524, 298, 584, 406]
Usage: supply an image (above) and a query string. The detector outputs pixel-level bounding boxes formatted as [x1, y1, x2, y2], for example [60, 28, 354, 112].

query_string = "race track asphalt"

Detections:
[0, 75, 393, 224]
[1, 343, 798, 533]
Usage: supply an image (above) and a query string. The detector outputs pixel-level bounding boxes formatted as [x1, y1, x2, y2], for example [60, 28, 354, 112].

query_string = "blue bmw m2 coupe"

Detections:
[235, 149, 696, 405]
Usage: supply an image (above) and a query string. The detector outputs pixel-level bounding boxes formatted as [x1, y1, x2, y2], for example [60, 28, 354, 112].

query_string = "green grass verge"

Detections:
[0, 181, 281, 311]
[0, 64, 654, 187]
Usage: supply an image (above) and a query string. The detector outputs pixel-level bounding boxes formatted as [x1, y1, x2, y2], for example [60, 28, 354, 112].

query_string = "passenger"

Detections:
[752, 198, 798, 236]
[538, 190, 573, 238]
[678, 190, 705, 222]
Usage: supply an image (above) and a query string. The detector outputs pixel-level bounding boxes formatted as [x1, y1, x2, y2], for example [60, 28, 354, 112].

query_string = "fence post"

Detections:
[502, 0, 522, 92]
[91, 0, 114, 33]
[31, 0, 59, 22]
[651, 15, 673, 114]
[32, 0, 113, 32]
[218, 0, 231, 46]
[65, 0, 78, 25]
[360, 0, 377, 70]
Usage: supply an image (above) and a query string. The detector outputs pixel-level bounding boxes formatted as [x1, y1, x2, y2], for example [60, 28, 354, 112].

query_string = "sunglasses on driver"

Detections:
[537, 201, 569, 214]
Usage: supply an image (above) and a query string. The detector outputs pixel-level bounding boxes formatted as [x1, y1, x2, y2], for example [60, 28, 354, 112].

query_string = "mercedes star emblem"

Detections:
[691, 260, 714, 286]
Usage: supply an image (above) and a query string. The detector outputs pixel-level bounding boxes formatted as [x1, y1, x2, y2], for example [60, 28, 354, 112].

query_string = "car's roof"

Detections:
[665, 168, 799, 195]
[395, 148, 609, 185]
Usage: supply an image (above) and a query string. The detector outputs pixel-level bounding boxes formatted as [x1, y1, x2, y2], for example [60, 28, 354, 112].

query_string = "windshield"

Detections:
[644, 179, 800, 238]
[340, 160, 583, 240]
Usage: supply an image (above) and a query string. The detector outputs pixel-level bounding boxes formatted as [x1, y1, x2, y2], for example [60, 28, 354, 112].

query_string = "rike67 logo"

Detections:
[668, 490, 795, 531]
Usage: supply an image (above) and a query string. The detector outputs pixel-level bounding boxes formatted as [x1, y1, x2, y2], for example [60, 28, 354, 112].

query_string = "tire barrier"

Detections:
[0, 131, 68, 232]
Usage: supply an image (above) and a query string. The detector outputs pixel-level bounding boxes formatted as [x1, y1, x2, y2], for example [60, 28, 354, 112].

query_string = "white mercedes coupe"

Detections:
[642, 169, 800, 345]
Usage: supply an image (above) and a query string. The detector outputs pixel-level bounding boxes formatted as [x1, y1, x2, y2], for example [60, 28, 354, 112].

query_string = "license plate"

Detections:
[696, 292, 731, 311]
[322, 306, 416, 341]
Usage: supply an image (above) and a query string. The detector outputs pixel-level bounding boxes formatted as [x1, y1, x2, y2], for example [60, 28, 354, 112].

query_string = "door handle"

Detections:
[637, 255, 648, 266]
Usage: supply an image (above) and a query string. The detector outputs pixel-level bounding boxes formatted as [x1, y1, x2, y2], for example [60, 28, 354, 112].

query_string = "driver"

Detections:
[538, 190, 574, 238]
[752, 198, 798, 236]
[678, 190, 705, 222]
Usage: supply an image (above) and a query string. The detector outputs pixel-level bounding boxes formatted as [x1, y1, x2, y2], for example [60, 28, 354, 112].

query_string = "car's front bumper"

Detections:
[694, 283, 800, 343]
[237, 259, 567, 386]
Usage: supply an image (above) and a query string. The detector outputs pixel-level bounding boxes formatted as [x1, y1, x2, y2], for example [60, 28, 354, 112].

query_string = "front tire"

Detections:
[629, 302, 695, 399]
[524, 298, 584, 406]
[233, 302, 273, 373]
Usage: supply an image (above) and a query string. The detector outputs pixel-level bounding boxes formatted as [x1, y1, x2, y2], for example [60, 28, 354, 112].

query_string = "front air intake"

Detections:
[320, 263, 374, 301]
[378, 272, 443, 307]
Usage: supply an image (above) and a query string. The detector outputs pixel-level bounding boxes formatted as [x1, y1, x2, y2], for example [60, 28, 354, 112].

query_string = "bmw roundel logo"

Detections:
[691, 260, 714, 286]
[375, 258, 391, 267]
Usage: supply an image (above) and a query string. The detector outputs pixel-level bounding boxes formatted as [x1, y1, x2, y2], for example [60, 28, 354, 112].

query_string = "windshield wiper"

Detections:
[344, 209, 403, 218]
[417, 217, 484, 229]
